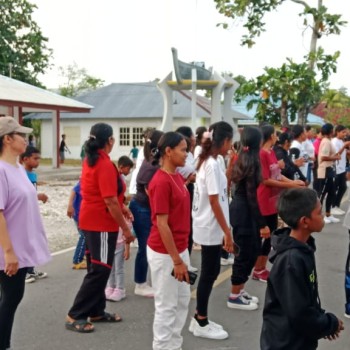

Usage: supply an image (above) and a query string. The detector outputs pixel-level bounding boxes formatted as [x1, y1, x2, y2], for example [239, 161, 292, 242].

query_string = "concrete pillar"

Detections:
[210, 71, 226, 123]
[52, 110, 60, 168]
[157, 72, 174, 132]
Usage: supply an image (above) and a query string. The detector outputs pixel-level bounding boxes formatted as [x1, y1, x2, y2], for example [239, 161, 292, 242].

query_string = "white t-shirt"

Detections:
[291, 140, 308, 178]
[192, 156, 229, 245]
[129, 148, 145, 195]
[177, 152, 195, 179]
[303, 139, 315, 161]
[331, 137, 346, 174]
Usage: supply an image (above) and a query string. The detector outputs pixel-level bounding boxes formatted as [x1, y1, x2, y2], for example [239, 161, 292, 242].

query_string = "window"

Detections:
[119, 127, 130, 146]
[132, 127, 144, 146]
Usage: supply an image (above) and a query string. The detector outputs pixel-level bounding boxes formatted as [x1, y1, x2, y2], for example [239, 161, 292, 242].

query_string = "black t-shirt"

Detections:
[59, 140, 66, 152]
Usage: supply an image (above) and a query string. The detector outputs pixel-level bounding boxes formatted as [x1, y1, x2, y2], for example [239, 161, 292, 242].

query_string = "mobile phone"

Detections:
[171, 269, 197, 285]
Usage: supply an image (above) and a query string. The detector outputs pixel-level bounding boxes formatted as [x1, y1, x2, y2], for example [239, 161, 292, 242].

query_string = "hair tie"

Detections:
[203, 130, 213, 140]
[151, 148, 159, 157]
[243, 146, 249, 152]
[89, 134, 96, 140]
[147, 138, 152, 144]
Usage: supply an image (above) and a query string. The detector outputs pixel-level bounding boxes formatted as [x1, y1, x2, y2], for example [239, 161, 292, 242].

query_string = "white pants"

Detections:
[147, 246, 191, 350]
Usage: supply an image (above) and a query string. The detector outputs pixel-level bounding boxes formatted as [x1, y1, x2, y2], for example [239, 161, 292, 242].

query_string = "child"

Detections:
[105, 155, 134, 301]
[20, 146, 48, 283]
[343, 205, 350, 318]
[261, 188, 344, 350]
[67, 180, 86, 270]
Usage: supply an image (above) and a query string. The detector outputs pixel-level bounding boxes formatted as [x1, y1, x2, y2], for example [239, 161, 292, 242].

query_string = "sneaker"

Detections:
[134, 283, 154, 297]
[331, 207, 345, 216]
[325, 215, 340, 224]
[108, 288, 126, 302]
[72, 261, 87, 270]
[345, 304, 350, 319]
[188, 265, 198, 273]
[25, 273, 36, 283]
[105, 287, 114, 300]
[241, 290, 259, 304]
[192, 320, 228, 340]
[227, 294, 258, 310]
[252, 269, 269, 283]
[324, 216, 331, 224]
[29, 269, 47, 280]
[188, 317, 223, 333]
[220, 256, 234, 266]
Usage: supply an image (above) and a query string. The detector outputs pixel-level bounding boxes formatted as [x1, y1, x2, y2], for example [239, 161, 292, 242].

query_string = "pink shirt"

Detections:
[0, 161, 51, 270]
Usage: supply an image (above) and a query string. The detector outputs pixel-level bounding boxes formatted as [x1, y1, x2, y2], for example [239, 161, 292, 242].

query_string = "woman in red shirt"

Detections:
[147, 132, 191, 350]
[65, 123, 134, 333]
[253, 125, 305, 282]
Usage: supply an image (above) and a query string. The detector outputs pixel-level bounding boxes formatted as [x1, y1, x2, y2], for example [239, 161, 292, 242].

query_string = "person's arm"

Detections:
[0, 211, 18, 276]
[208, 194, 233, 253]
[37, 193, 48, 203]
[104, 196, 134, 243]
[156, 214, 189, 283]
[124, 243, 130, 260]
[273, 254, 340, 339]
[262, 176, 304, 188]
[67, 189, 75, 218]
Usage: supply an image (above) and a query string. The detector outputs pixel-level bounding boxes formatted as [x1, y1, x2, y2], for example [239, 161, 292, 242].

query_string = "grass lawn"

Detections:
[40, 158, 82, 166]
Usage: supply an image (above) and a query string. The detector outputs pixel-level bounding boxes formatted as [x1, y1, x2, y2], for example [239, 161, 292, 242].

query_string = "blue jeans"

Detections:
[129, 198, 151, 284]
[73, 221, 86, 264]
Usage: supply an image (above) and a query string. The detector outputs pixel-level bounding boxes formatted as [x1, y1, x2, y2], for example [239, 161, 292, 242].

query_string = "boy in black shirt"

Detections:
[261, 188, 344, 350]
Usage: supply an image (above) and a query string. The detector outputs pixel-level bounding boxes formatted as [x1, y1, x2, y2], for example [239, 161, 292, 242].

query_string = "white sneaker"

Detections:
[324, 216, 331, 224]
[192, 320, 228, 340]
[326, 215, 340, 223]
[241, 290, 259, 304]
[134, 283, 154, 297]
[331, 207, 345, 216]
[220, 256, 234, 266]
[188, 317, 223, 333]
[188, 265, 198, 273]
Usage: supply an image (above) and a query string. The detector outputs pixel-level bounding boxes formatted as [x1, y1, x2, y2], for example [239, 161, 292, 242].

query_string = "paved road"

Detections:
[11, 210, 350, 350]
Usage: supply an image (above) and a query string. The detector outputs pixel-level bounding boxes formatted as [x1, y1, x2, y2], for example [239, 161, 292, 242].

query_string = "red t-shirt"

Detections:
[147, 170, 190, 254]
[79, 150, 119, 232]
[257, 148, 281, 216]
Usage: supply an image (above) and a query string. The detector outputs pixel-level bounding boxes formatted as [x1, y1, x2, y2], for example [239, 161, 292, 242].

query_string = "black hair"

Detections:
[143, 129, 164, 162]
[335, 124, 346, 134]
[20, 145, 40, 160]
[321, 123, 334, 136]
[153, 131, 185, 165]
[260, 124, 275, 144]
[277, 132, 292, 146]
[176, 126, 193, 139]
[233, 141, 241, 152]
[197, 121, 233, 170]
[0, 136, 5, 154]
[195, 126, 207, 146]
[278, 188, 318, 229]
[291, 124, 304, 140]
[305, 125, 312, 132]
[232, 127, 262, 184]
[118, 155, 134, 168]
[85, 123, 113, 167]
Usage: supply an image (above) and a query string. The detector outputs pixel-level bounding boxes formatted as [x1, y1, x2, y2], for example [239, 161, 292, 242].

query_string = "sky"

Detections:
[32, 0, 350, 91]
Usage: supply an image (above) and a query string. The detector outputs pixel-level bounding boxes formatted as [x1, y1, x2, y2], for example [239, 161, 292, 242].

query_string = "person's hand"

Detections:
[260, 226, 270, 238]
[38, 193, 48, 203]
[124, 244, 130, 260]
[186, 173, 196, 185]
[4, 250, 19, 276]
[67, 205, 74, 218]
[344, 141, 350, 148]
[173, 261, 189, 283]
[122, 205, 134, 221]
[294, 158, 305, 167]
[277, 159, 285, 169]
[304, 180, 310, 187]
[334, 153, 341, 161]
[122, 227, 135, 244]
[223, 230, 234, 253]
[293, 180, 306, 187]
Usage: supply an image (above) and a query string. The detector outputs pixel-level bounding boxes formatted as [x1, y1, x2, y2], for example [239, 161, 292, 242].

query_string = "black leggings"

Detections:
[68, 231, 117, 320]
[0, 268, 27, 350]
[345, 230, 350, 306]
[333, 172, 347, 208]
[259, 214, 278, 257]
[318, 177, 334, 213]
[196, 245, 221, 317]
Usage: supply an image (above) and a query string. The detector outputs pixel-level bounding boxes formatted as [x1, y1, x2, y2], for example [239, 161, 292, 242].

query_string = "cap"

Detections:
[0, 116, 33, 137]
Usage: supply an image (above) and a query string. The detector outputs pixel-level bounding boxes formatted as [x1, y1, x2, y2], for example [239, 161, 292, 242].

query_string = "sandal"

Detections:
[65, 319, 94, 333]
[89, 311, 122, 323]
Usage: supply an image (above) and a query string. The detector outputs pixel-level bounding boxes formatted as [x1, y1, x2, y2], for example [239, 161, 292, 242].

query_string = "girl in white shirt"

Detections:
[190, 121, 234, 340]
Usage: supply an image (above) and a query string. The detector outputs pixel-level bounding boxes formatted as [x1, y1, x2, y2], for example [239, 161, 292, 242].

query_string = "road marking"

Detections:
[191, 267, 232, 299]
[51, 246, 75, 256]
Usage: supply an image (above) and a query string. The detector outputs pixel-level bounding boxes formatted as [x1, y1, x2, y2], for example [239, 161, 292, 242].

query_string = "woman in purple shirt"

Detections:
[0, 117, 51, 350]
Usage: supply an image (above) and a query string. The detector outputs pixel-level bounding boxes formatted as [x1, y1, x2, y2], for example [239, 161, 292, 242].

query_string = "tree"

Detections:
[58, 63, 105, 97]
[214, 0, 346, 125]
[0, 0, 52, 87]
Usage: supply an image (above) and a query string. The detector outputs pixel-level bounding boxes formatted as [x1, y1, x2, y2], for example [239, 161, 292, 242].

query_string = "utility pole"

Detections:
[9, 63, 12, 78]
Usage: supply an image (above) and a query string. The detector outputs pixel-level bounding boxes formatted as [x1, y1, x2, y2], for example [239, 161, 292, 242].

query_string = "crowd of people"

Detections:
[0, 116, 349, 350]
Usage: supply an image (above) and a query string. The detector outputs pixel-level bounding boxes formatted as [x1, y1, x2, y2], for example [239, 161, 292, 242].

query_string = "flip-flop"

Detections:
[90, 311, 122, 323]
[65, 319, 94, 333]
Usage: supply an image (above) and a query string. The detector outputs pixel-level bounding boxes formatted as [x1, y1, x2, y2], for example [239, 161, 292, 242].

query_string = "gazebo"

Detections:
[0, 74, 92, 167]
